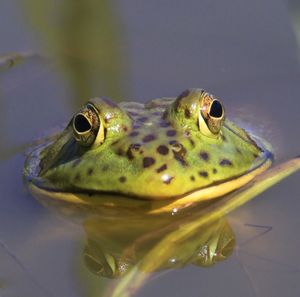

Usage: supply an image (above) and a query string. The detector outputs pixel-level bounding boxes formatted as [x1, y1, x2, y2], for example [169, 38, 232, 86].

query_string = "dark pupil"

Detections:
[74, 114, 92, 133]
[209, 100, 223, 118]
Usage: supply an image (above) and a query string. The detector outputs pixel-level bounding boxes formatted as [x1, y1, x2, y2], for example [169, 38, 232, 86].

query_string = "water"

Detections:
[0, 0, 300, 296]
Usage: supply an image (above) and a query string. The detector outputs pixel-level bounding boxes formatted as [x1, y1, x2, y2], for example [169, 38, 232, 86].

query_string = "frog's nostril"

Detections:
[74, 114, 92, 133]
[209, 100, 223, 118]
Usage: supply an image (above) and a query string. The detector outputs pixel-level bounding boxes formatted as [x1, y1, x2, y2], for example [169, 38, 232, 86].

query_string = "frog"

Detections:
[24, 88, 300, 214]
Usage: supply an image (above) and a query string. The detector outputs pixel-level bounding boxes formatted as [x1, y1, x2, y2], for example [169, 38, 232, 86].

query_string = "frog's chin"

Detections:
[28, 152, 273, 215]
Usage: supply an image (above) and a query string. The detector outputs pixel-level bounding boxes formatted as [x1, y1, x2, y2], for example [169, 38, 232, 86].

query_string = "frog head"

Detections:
[25, 89, 272, 200]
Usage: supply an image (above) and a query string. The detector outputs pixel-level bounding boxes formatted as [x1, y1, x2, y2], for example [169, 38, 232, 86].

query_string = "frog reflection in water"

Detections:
[37, 195, 236, 278]
[83, 214, 234, 278]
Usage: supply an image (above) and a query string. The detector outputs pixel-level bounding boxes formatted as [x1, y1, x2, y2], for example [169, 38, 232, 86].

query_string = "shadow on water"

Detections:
[24, 0, 128, 105]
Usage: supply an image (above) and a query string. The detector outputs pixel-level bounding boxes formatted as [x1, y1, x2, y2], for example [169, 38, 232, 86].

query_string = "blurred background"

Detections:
[0, 0, 300, 160]
[0, 1, 300, 296]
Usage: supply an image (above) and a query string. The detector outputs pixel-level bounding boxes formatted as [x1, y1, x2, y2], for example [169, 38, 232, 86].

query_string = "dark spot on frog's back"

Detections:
[157, 145, 169, 155]
[133, 123, 142, 130]
[126, 149, 134, 160]
[143, 134, 156, 143]
[119, 176, 126, 183]
[156, 164, 167, 173]
[137, 116, 148, 122]
[198, 171, 209, 178]
[143, 157, 156, 168]
[159, 121, 171, 128]
[188, 138, 195, 147]
[126, 143, 141, 160]
[166, 130, 176, 137]
[129, 131, 139, 137]
[87, 167, 94, 176]
[199, 151, 209, 161]
[152, 111, 161, 116]
[219, 159, 233, 166]
[184, 108, 191, 119]
[171, 142, 188, 166]
[131, 143, 142, 150]
[169, 140, 178, 145]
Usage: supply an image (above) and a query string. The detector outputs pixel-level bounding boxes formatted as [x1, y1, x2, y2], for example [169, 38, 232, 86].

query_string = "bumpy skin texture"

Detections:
[25, 89, 270, 200]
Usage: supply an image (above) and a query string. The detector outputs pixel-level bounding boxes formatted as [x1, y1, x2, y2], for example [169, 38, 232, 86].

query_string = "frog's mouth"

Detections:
[27, 149, 273, 214]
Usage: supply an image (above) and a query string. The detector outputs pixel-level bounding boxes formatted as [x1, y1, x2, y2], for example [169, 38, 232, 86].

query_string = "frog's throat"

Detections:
[28, 153, 273, 214]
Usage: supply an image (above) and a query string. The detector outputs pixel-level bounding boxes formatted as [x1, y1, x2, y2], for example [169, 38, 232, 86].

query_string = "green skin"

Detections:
[25, 88, 273, 200]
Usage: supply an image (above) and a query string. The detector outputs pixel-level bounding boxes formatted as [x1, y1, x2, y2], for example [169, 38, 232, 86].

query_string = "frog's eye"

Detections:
[72, 103, 105, 147]
[199, 97, 225, 137]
